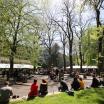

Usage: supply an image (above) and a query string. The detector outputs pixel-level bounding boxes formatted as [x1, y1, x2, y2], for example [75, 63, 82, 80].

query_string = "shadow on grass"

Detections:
[97, 99, 104, 104]
[94, 88, 104, 104]
[27, 96, 36, 101]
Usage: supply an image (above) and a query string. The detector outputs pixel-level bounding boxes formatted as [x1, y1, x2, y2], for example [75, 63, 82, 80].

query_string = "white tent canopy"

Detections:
[0, 63, 34, 69]
[66, 65, 98, 69]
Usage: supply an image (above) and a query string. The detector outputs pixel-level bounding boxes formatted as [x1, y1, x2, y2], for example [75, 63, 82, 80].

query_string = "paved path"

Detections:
[12, 75, 92, 98]
[12, 75, 60, 97]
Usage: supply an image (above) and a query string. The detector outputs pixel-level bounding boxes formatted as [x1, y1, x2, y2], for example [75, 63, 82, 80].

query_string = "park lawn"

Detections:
[10, 88, 104, 104]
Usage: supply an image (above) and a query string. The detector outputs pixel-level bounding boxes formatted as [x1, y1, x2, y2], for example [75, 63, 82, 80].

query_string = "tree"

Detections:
[40, 12, 57, 69]
[51, 43, 60, 67]
[52, 0, 77, 72]
[83, 0, 104, 73]
[60, 30, 67, 71]
[82, 27, 98, 65]
[75, 8, 90, 72]
[52, 18, 67, 70]
[0, 0, 41, 80]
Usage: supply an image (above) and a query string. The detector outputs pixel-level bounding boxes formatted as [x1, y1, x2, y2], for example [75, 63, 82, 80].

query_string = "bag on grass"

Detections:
[66, 90, 74, 96]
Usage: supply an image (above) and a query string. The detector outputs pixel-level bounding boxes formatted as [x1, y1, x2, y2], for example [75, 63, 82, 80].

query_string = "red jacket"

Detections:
[28, 83, 38, 97]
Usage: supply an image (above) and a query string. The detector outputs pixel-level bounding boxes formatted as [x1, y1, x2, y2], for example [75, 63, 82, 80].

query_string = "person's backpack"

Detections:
[66, 90, 74, 96]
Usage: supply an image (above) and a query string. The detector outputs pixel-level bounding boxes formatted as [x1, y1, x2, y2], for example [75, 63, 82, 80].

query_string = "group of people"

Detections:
[58, 74, 104, 93]
[0, 79, 48, 104]
[28, 79, 48, 100]
[0, 74, 104, 104]
[58, 76, 84, 93]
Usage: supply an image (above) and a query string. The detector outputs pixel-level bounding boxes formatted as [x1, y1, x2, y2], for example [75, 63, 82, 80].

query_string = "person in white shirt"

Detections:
[0, 81, 13, 104]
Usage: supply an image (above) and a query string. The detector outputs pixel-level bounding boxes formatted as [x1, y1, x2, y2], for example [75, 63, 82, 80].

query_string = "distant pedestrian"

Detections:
[55, 69, 59, 81]
[0, 81, 13, 104]
[13, 70, 18, 84]
[59, 70, 64, 81]
[2, 70, 6, 78]
[28, 79, 38, 100]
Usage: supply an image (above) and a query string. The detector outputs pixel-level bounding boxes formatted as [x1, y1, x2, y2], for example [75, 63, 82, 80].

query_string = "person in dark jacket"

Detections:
[58, 80, 69, 92]
[71, 77, 80, 91]
[39, 79, 48, 96]
[91, 75, 100, 88]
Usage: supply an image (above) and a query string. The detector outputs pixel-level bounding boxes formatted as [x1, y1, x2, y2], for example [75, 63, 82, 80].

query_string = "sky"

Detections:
[28, 0, 104, 41]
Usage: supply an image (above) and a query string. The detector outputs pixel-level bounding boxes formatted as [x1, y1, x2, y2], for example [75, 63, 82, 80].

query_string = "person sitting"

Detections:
[71, 77, 80, 91]
[39, 79, 48, 96]
[100, 76, 104, 86]
[91, 75, 100, 88]
[28, 79, 38, 100]
[0, 81, 13, 104]
[58, 80, 69, 92]
[79, 77, 85, 90]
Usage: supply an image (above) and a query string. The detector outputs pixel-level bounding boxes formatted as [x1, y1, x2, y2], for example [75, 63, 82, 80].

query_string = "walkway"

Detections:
[12, 75, 92, 97]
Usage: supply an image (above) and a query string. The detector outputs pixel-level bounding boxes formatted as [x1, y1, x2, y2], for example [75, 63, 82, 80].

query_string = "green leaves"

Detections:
[0, 0, 42, 66]
[82, 27, 101, 65]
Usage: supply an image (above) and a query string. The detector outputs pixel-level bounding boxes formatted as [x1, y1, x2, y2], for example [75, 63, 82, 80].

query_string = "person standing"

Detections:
[59, 70, 64, 81]
[0, 81, 13, 104]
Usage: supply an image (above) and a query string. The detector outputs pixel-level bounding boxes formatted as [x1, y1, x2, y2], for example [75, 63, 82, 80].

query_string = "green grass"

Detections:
[10, 88, 104, 104]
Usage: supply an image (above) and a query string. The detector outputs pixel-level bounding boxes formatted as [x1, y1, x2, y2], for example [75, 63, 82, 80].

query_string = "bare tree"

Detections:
[41, 15, 56, 69]
[59, 29, 67, 71]
[75, 8, 90, 72]
[52, 0, 77, 72]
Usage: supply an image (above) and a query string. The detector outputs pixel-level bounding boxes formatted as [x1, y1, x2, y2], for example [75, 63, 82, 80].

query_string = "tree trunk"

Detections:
[8, 50, 14, 81]
[9, 12, 21, 80]
[79, 43, 83, 73]
[48, 47, 52, 69]
[69, 41, 73, 73]
[63, 43, 66, 71]
[76, 52, 79, 65]
[96, 9, 103, 74]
